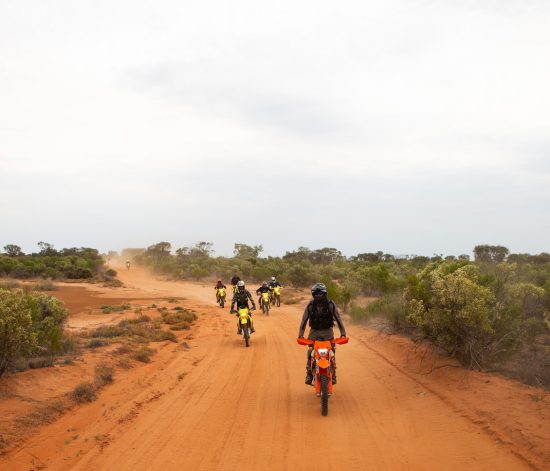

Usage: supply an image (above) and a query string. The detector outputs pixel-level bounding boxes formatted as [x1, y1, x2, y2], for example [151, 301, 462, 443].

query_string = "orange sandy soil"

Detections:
[0, 267, 548, 471]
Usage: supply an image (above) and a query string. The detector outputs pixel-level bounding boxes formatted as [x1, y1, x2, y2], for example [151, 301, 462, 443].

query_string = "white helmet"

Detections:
[271, 277, 276, 281]
[237, 280, 245, 287]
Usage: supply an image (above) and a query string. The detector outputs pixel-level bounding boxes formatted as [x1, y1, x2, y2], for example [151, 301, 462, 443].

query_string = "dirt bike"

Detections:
[216, 287, 227, 308]
[126, 262, 130, 270]
[272, 286, 281, 307]
[297, 337, 349, 416]
[260, 291, 270, 315]
[232, 307, 254, 347]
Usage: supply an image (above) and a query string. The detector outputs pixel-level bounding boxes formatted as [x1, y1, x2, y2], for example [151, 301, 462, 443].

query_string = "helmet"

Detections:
[237, 280, 245, 288]
[311, 283, 327, 296]
[262, 281, 268, 287]
[217, 279, 221, 282]
[271, 277, 276, 281]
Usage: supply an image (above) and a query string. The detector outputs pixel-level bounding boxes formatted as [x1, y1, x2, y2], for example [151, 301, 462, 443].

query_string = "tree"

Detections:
[37, 241, 57, 256]
[473, 245, 509, 263]
[3, 244, 24, 257]
[189, 241, 214, 258]
[233, 243, 263, 260]
[145, 242, 172, 263]
[310, 248, 344, 264]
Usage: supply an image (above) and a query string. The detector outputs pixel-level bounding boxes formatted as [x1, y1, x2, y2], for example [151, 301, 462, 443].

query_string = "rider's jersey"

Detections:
[298, 299, 346, 337]
[268, 281, 281, 289]
[256, 286, 270, 295]
[231, 289, 255, 309]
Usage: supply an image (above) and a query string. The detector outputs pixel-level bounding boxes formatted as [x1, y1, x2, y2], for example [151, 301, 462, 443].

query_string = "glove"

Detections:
[250, 306, 256, 311]
[230, 309, 236, 314]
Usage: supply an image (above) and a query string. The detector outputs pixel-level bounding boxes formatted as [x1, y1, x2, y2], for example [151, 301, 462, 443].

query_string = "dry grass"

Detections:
[94, 363, 114, 387]
[71, 382, 96, 403]
[132, 347, 154, 363]
[16, 400, 65, 427]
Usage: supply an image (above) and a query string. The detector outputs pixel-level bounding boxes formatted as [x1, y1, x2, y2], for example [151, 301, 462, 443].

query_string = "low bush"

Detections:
[87, 338, 109, 349]
[29, 280, 57, 291]
[71, 382, 96, 403]
[101, 304, 130, 314]
[132, 347, 154, 363]
[0, 288, 67, 377]
[94, 363, 114, 386]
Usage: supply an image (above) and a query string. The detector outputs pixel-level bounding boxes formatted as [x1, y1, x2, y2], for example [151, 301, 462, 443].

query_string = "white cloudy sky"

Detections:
[1, 0, 549, 257]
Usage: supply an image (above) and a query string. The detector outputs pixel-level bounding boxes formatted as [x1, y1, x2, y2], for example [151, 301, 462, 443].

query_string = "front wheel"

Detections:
[243, 327, 250, 347]
[320, 375, 329, 416]
[220, 297, 225, 308]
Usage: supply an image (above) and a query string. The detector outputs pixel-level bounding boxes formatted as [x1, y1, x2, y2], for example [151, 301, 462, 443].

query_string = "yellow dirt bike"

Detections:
[216, 287, 227, 308]
[231, 307, 254, 347]
[260, 291, 270, 316]
[272, 286, 281, 307]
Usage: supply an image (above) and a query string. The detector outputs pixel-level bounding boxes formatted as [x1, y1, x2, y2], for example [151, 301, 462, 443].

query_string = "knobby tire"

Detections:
[320, 375, 329, 416]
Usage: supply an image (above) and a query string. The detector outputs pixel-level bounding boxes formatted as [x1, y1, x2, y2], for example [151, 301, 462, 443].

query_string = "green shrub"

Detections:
[101, 304, 130, 313]
[0, 289, 36, 376]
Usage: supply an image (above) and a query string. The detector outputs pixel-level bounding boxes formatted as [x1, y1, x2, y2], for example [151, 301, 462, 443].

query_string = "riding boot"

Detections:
[305, 367, 313, 385]
[237, 319, 241, 335]
[305, 347, 313, 385]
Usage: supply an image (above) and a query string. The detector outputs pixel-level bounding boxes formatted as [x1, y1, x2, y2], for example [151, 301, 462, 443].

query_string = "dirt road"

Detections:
[1, 267, 547, 470]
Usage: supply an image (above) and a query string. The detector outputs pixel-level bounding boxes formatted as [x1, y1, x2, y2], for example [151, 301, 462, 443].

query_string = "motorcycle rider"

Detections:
[230, 274, 241, 293]
[256, 281, 271, 306]
[215, 279, 226, 303]
[268, 276, 282, 301]
[125, 260, 131, 270]
[230, 280, 256, 334]
[298, 283, 346, 385]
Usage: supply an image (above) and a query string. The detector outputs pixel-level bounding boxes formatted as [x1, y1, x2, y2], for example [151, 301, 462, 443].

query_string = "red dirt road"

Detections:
[1, 267, 548, 470]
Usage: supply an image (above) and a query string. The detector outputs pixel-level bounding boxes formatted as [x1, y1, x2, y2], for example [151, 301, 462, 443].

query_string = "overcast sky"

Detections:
[1, 0, 549, 257]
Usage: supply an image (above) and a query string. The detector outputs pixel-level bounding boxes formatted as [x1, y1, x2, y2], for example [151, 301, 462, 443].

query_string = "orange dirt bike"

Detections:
[271, 286, 281, 307]
[297, 337, 349, 416]
[231, 307, 255, 347]
[260, 291, 270, 315]
[216, 287, 227, 308]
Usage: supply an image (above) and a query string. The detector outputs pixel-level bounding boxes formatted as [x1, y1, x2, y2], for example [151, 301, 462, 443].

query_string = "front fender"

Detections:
[317, 359, 329, 369]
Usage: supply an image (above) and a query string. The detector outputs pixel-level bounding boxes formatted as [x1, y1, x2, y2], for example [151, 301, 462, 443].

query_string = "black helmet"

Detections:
[311, 283, 327, 296]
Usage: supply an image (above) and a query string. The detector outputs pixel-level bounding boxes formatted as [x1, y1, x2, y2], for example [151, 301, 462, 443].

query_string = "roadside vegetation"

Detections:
[134, 241, 549, 386]
[0, 242, 115, 281]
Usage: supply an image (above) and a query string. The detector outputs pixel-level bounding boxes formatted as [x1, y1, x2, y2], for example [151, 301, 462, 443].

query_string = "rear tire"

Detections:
[320, 375, 329, 416]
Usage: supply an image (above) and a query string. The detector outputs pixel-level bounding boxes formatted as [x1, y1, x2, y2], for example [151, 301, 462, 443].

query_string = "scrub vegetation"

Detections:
[0, 242, 113, 281]
[135, 241, 549, 385]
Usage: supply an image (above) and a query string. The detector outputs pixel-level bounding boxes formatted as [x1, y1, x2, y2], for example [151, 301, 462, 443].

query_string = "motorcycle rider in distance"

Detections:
[125, 260, 131, 270]
[230, 280, 256, 334]
[230, 274, 241, 293]
[215, 279, 226, 290]
[298, 283, 346, 385]
[256, 281, 270, 306]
